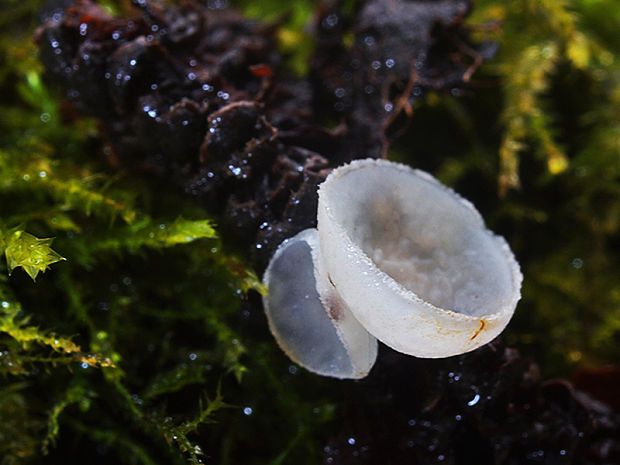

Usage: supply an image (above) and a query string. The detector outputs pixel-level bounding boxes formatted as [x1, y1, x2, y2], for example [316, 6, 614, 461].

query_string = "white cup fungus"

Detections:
[262, 228, 378, 379]
[263, 158, 522, 379]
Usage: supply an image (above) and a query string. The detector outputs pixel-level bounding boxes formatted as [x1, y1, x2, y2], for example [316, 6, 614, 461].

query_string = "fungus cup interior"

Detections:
[319, 159, 519, 318]
[317, 158, 522, 358]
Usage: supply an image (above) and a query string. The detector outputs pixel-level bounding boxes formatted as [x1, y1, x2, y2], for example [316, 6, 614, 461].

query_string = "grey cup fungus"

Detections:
[262, 158, 523, 379]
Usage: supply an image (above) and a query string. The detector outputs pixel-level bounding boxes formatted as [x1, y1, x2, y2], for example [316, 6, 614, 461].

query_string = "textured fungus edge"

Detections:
[310, 234, 378, 378]
[318, 158, 524, 324]
[261, 229, 374, 379]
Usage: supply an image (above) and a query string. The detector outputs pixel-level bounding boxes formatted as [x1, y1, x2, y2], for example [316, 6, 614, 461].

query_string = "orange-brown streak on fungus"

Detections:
[470, 320, 485, 340]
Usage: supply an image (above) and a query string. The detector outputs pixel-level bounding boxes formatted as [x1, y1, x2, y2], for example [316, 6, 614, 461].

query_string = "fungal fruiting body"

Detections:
[262, 228, 377, 379]
[263, 159, 523, 379]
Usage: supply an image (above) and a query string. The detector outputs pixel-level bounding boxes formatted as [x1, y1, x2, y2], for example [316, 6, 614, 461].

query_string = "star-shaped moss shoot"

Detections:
[3, 230, 65, 281]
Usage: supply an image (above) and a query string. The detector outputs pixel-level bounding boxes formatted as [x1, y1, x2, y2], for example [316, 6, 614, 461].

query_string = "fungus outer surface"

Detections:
[317, 158, 522, 358]
[262, 228, 377, 379]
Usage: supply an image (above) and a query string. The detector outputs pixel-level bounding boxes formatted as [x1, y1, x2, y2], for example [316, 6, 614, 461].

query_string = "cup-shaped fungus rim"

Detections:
[262, 228, 377, 378]
[317, 158, 523, 357]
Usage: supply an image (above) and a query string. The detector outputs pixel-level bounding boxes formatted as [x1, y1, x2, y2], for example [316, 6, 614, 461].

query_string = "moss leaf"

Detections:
[3, 230, 65, 280]
[161, 218, 216, 246]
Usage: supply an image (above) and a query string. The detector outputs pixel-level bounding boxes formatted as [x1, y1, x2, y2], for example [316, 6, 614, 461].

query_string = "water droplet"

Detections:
[243, 407, 253, 415]
[467, 393, 480, 406]
[327, 14, 339, 27]
[347, 437, 356, 445]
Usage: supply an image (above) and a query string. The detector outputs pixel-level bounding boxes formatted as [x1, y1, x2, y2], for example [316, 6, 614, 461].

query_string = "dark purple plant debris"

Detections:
[326, 342, 619, 464]
[311, 0, 497, 160]
[35, 0, 490, 269]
